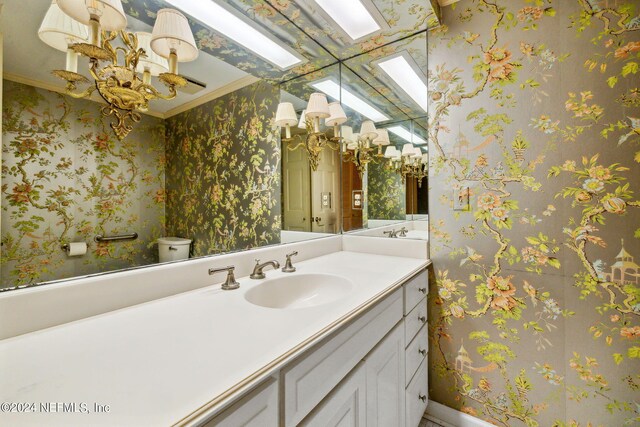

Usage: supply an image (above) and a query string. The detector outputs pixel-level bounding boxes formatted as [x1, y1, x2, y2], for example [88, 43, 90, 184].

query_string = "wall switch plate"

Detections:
[321, 192, 331, 208]
[352, 190, 363, 210]
[454, 187, 470, 211]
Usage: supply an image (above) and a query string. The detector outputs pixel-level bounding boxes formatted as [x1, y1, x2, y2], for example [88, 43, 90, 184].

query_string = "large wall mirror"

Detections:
[0, 0, 438, 290]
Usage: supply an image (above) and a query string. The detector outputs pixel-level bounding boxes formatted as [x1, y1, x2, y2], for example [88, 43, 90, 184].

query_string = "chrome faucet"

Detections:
[250, 259, 280, 279]
[398, 227, 408, 237]
[209, 265, 240, 290]
[282, 251, 298, 273]
[383, 229, 398, 238]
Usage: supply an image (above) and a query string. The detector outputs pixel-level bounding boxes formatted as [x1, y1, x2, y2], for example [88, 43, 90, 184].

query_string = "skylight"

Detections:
[165, 0, 302, 69]
[313, 0, 381, 40]
[378, 55, 428, 113]
[387, 126, 428, 145]
[311, 79, 389, 122]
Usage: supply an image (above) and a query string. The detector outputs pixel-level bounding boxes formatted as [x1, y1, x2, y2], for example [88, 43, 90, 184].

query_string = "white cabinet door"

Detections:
[300, 361, 367, 427]
[283, 289, 403, 426]
[365, 321, 406, 427]
[203, 378, 278, 427]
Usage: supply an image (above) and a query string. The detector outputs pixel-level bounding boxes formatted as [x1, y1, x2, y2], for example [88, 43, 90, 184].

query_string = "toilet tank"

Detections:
[158, 237, 192, 263]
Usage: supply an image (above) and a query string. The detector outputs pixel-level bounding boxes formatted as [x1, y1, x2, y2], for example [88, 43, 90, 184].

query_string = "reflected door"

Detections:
[283, 147, 311, 231]
[311, 148, 340, 233]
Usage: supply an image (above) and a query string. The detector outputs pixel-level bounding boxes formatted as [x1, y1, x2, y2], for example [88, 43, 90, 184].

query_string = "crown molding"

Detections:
[2, 73, 260, 120]
[162, 75, 260, 119]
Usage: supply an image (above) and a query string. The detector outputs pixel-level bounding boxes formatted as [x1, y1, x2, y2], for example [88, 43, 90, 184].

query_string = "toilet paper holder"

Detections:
[61, 242, 86, 251]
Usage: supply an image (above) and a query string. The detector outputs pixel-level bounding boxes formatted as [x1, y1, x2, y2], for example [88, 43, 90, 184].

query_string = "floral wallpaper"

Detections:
[1, 80, 165, 289]
[367, 160, 405, 220]
[165, 80, 281, 257]
[427, 1, 639, 426]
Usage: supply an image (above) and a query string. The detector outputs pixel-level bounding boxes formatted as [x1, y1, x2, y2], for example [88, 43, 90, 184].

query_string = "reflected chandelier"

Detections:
[39, 0, 198, 140]
[341, 122, 390, 178]
[275, 94, 344, 171]
[385, 144, 428, 187]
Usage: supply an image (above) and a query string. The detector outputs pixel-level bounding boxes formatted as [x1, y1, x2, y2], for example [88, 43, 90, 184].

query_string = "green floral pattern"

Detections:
[1, 80, 165, 288]
[367, 160, 405, 220]
[428, 1, 639, 425]
[165, 81, 281, 256]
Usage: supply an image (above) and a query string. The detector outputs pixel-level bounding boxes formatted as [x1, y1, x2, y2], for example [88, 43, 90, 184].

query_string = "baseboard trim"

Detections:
[426, 400, 496, 427]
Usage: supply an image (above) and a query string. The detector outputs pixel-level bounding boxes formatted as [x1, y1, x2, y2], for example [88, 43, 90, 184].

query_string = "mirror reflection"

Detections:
[1, 0, 436, 290]
[340, 31, 429, 235]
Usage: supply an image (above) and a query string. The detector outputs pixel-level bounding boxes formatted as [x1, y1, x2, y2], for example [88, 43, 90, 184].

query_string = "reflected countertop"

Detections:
[0, 251, 428, 426]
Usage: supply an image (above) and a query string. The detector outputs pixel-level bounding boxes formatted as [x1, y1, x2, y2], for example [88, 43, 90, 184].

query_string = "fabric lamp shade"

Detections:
[359, 120, 377, 140]
[151, 9, 198, 62]
[275, 103, 298, 127]
[341, 126, 354, 142]
[325, 102, 347, 127]
[297, 109, 308, 129]
[135, 32, 169, 76]
[401, 143, 414, 157]
[347, 141, 358, 150]
[412, 147, 422, 158]
[384, 146, 398, 158]
[372, 128, 390, 146]
[57, 0, 126, 31]
[305, 93, 330, 119]
[421, 153, 429, 163]
[39, 0, 89, 52]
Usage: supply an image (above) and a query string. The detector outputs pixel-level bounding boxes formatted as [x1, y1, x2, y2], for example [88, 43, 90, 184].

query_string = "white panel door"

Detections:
[311, 146, 339, 233]
[283, 146, 311, 231]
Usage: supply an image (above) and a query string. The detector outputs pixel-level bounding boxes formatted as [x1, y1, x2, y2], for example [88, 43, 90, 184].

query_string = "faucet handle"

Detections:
[383, 230, 397, 238]
[208, 265, 240, 290]
[398, 227, 408, 237]
[282, 251, 298, 273]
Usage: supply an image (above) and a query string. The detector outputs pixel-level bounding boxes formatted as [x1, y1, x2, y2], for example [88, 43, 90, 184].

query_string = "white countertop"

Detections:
[0, 251, 427, 426]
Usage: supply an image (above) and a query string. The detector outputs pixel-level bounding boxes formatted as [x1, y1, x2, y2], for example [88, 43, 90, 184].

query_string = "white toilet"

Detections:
[158, 237, 192, 263]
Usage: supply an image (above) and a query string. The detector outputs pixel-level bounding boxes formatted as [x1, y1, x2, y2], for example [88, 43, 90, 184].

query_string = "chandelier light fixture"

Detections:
[342, 120, 388, 178]
[275, 93, 345, 171]
[385, 143, 428, 187]
[39, 0, 198, 140]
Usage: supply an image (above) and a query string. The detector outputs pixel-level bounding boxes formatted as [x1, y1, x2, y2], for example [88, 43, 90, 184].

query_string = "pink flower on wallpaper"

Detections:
[477, 192, 501, 210]
[517, 7, 543, 22]
[614, 41, 640, 59]
[620, 326, 640, 339]
[483, 46, 516, 82]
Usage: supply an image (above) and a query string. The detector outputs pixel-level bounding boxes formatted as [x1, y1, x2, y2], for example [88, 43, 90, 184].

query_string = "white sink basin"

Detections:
[244, 274, 354, 309]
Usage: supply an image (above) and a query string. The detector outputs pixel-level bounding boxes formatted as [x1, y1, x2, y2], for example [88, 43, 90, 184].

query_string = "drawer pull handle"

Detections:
[418, 348, 427, 356]
[418, 315, 426, 323]
[418, 287, 427, 294]
[418, 394, 427, 402]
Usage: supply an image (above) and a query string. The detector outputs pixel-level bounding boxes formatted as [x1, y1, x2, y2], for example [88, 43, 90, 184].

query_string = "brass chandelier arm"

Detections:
[142, 83, 178, 101]
[64, 83, 96, 99]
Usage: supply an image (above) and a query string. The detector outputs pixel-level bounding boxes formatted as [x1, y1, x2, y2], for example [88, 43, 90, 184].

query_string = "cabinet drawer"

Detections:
[404, 298, 427, 346]
[405, 324, 427, 387]
[405, 359, 428, 427]
[203, 377, 278, 427]
[299, 362, 366, 427]
[403, 270, 428, 315]
[282, 288, 403, 426]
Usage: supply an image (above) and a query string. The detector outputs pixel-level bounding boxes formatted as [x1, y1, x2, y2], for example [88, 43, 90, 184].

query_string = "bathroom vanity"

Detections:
[0, 236, 430, 426]
[205, 268, 429, 427]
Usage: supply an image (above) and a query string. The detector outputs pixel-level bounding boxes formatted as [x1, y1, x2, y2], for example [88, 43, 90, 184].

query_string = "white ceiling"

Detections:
[0, 0, 251, 117]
